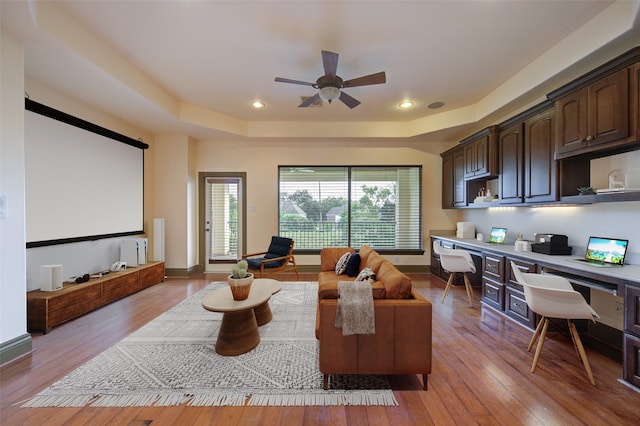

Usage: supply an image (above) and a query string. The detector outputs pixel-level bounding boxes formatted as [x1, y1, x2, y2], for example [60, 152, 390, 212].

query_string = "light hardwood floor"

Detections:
[2, 272, 639, 425]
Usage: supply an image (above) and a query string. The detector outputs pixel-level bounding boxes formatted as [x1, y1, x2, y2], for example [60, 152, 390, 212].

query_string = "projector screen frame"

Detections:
[25, 99, 149, 249]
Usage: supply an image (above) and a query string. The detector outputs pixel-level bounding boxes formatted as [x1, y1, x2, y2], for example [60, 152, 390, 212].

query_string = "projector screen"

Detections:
[25, 99, 148, 248]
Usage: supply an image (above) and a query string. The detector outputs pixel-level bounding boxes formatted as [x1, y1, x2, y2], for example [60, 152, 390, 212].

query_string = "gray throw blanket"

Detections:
[335, 280, 375, 335]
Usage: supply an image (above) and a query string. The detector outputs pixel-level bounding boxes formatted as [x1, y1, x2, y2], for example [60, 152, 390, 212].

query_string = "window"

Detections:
[279, 166, 422, 251]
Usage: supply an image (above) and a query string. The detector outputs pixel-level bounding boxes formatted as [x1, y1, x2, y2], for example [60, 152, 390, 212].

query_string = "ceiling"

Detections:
[2, 1, 639, 142]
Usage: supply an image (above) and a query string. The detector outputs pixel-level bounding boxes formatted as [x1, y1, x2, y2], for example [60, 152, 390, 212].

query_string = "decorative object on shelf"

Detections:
[228, 260, 253, 301]
[577, 186, 596, 195]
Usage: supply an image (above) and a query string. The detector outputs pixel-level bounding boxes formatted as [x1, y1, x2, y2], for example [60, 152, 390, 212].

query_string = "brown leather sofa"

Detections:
[315, 246, 432, 390]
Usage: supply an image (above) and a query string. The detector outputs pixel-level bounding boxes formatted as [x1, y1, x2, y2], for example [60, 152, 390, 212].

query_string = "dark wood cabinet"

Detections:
[625, 285, 640, 337]
[505, 258, 538, 328]
[624, 333, 640, 389]
[498, 124, 524, 204]
[555, 68, 629, 158]
[441, 147, 466, 208]
[463, 127, 497, 180]
[524, 108, 557, 203]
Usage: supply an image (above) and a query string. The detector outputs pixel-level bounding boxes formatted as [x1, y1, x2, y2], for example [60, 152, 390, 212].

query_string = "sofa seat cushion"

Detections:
[318, 273, 386, 300]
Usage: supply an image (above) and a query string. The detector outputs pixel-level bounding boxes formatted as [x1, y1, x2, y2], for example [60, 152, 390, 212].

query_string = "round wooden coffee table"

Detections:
[201, 284, 272, 356]
[252, 278, 282, 325]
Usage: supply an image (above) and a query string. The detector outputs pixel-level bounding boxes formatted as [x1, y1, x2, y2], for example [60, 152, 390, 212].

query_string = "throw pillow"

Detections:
[335, 251, 351, 275]
[356, 266, 375, 282]
[345, 253, 360, 277]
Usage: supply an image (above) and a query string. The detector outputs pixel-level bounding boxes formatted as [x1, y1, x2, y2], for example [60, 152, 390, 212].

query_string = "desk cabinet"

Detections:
[624, 285, 640, 387]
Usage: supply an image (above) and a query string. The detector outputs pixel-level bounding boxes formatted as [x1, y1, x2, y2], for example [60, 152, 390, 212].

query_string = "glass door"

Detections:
[204, 176, 243, 271]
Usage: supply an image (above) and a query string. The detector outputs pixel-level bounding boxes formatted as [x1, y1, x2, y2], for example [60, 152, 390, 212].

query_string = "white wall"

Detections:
[194, 139, 457, 271]
[0, 32, 27, 343]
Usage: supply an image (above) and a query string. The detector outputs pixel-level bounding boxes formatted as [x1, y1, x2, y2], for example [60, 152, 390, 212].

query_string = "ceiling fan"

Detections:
[275, 50, 386, 109]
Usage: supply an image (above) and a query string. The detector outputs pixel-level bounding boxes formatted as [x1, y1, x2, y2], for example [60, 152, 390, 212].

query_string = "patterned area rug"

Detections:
[22, 282, 397, 407]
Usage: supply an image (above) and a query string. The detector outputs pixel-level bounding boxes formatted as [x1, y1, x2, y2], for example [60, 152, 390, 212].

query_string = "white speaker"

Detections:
[40, 264, 63, 292]
[153, 218, 165, 261]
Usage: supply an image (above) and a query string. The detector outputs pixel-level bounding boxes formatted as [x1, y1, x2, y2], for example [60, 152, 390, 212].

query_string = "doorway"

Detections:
[199, 172, 246, 272]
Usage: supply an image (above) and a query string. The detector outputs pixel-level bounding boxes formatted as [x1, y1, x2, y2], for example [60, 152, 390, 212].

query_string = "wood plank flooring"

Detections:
[2, 272, 639, 425]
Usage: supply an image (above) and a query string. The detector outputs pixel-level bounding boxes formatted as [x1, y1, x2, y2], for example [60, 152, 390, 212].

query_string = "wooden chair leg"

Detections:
[568, 320, 596, 386]
[528, 316, 546, 352]
[531, 318, 549, 373]
[422, 374, 428, 391]
[441, 273, 455, 303]
[463, 273, 473, 307]
[323, 374, 329, 390]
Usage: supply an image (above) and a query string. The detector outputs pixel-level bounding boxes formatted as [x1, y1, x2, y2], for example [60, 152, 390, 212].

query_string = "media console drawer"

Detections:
[27, 262, 165, 333]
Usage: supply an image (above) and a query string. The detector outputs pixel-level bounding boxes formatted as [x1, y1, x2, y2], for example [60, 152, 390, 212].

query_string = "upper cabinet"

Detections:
[441, 146, 466, 209]
[524, 108, 557, 203]
[440, 46, 640, 209]
[498, 123, 524, 204]
[555, 68, 629, 158]
[463, 126, 497, 180]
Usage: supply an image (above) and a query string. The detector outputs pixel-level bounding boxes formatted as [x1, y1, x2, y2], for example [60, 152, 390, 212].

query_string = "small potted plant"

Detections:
[228, 259, 253, 300]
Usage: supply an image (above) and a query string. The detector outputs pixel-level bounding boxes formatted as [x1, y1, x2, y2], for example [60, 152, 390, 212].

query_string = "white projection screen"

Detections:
[25, 100, 147, 247]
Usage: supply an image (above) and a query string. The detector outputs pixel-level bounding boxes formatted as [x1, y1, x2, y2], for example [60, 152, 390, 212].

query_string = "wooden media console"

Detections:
[27, 261, 165, 334]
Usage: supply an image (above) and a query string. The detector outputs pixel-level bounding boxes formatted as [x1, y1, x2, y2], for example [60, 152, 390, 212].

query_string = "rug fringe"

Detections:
[247, 391, 398, 406]
[20, 390, 397, 407]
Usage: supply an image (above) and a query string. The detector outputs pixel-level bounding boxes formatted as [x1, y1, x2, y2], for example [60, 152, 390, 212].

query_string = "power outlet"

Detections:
[394, 256, 399, 263]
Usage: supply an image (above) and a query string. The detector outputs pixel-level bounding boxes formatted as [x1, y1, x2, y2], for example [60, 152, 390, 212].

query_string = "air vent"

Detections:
[300, 96, 323, 107]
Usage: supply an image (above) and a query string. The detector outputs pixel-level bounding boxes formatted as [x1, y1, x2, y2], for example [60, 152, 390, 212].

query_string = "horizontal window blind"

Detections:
[279, 166, 421, 250]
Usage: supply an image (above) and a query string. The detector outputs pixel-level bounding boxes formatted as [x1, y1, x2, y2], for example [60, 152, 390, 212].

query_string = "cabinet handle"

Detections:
[586, 135, 594, 141]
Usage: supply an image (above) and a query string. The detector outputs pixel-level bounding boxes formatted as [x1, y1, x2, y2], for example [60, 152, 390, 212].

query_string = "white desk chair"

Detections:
[510, 261, 599, 386]
[433, 240, 475, 306]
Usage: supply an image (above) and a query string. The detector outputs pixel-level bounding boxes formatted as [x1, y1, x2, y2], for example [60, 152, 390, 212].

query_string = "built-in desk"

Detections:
[431, 235, 640, 390]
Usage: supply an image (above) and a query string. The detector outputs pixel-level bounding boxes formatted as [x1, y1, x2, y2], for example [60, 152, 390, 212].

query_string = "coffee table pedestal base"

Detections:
[216, 310, 260, 356]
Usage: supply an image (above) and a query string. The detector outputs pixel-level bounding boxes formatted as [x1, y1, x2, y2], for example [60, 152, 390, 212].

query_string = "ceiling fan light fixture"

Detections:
[319, 86, 341, 103]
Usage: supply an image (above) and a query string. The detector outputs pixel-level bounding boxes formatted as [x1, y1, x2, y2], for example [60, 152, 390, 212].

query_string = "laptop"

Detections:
[576, 236, 629, 267]
[488, 227, 507, 244]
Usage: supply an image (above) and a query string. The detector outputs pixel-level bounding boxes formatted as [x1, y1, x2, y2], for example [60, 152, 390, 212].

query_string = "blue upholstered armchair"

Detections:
[242, 236, 299, 279]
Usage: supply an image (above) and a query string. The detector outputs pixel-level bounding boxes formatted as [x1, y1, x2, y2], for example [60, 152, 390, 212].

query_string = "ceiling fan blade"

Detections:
[298, 93, 321, 107]
[322, 50, 339, 78]
[275, 77, 315, 86]
[343, 71, 386, 88]
[339, 91, 361, 109]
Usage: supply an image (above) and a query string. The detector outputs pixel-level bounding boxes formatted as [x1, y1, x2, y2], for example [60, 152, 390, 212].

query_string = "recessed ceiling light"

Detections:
[251, 100, 265, 109]
[428, 101, 444, 109]
[399, 100, 414, 109]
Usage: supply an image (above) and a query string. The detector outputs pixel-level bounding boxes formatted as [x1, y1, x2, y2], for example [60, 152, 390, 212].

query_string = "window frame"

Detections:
[278, 165, 423, 255]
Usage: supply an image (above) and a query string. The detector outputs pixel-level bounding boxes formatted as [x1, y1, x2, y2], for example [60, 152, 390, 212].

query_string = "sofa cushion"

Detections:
[345, 253, 361, 277]
[377, 261, 412, 299]
[365, 252, 385, 273]
[318, 273, 386, 299]
[335, 252, 351, 275]
[320, 247, 354, 272]
[358, 245, 375, 266]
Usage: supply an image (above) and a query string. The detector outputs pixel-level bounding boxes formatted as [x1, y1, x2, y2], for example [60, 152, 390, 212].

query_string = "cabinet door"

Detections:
[625, 285, 640, 337]
[588, 67, 629, 147]
[453, 149, 466, 207]
[624, 333, 640, 389]
[463, 142, 477, 179]
[555, 88, 588, 155]
[441, 153, 454, 209]
[524, 109, 557, 203]
[499, 124, 523, 204]
[474, 136, 489, 176]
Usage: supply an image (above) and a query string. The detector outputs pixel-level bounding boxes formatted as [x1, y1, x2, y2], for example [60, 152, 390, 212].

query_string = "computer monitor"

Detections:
[489, 227, 507, 244]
